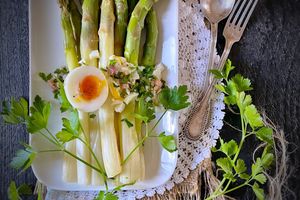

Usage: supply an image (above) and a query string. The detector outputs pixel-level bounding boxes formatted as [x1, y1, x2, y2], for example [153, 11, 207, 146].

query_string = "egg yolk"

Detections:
[109, 81, 123, 100]
[79, 75, 103, 101]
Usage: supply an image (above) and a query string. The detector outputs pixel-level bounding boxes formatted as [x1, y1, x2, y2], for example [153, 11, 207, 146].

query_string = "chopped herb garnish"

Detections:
[121, 118, 133, 128]
[89, 113, 96, 119]
[109, 59, 117, 66]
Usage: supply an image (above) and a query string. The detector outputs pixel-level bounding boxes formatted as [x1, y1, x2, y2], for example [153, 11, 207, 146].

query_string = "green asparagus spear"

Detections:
[121, 0, 158, 183]
[69, 0, 82, 58]
[114, 0, 128, 56]
[141, 8, 158, 66]
[128, 0, 139, 16]
[124, 0, 158, 65]
[137, 8, 158, 181]
[59, 0, 79, 70]
[80, 0, 100, 67]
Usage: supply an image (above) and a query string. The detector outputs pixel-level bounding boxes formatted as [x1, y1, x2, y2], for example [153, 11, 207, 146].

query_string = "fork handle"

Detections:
[217, 40, 234, 70]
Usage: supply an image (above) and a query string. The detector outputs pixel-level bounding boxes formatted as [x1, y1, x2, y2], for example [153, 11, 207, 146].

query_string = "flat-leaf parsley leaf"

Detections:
[158, 85, 190, 111]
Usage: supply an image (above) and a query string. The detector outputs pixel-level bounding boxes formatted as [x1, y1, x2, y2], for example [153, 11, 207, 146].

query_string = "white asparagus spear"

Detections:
[90, 113, 104, 185]
[77, 0, 100, 185]
[98, 0, 122, 178]
[119, 102, 142, 183]
[58, 0, 78, 183]
[76, 111, 91, 184]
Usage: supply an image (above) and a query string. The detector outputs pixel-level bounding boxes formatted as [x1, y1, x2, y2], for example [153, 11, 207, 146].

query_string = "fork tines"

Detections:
[226, 0, 259, 32]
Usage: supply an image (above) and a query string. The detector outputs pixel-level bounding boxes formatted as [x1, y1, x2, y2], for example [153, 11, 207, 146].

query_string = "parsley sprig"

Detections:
[7, 181, 32, 200]
[94, 181, 136, 200]
[39, 67, 72, 112]
[121, 86, 190, 164]
[206, 60, 275, 200]
[1, 95, 125, 198]
[2, 66, 190, 199]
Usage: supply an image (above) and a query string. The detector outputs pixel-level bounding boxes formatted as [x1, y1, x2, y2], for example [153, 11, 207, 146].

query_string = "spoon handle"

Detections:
[186, 22, 218, 139]
[201, 23, 218, 95]
[187, 40, 234, 140]
[208, 23, 218, 70]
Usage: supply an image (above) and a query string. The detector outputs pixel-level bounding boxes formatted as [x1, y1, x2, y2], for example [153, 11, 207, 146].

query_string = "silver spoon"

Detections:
[187, 0, 235, 140]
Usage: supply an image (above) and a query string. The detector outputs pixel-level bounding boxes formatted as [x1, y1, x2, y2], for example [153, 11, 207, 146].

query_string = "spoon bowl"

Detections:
[201, 0, 236, 23]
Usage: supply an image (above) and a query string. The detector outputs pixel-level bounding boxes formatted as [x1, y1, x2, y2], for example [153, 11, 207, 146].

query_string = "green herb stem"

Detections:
[39, 131, 59, 146]
[223, 179, 234, 194]
[63, 149, 102, 174]
[38, 129, 107, 182]
[45, 128, 61, 146]
[206, 181, 249, 200]
[38, 149, 62, 153]
[122, 109, 168, 165]
[77, 118, 109, 184]
[222, 181, 250, 195]
[76, 137, 108, 189]
[217, 174, 255, 197]
[121, 135, 147, 165]
[145, 123, 149, 136]
[218, 108, 247, 198]
[148, 110, 167, 136]
[79, 123, 89, 143]
[206, 94, 250, 200]
[232, 114, 247, 163]
[245, 132, 256, 138]
[205, 178, 226, 200]
[39, 128, 108, 184]
[77, 137, 106, 176]
[148, 135, 159, 138]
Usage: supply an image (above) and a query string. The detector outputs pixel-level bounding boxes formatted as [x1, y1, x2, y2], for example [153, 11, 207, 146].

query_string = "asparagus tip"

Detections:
[57, 0, 69, 10]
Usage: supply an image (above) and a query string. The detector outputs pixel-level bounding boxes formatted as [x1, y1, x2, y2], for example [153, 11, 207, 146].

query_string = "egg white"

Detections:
[64, 66, 108, 112]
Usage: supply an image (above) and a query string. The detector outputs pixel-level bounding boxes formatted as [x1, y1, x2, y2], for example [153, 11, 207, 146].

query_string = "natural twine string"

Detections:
[146, 111, 293, 200]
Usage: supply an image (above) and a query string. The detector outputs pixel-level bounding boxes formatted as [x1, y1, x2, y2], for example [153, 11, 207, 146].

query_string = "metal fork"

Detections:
[218, 0, 259, 70]
[187, 0, 259, 140]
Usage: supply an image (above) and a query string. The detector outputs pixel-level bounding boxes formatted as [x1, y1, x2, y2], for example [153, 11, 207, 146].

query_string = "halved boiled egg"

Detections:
[64, 66, 108, 112]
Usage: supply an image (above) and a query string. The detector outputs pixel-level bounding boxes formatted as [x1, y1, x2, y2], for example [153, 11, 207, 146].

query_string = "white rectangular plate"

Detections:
[29, 0, 178, 191]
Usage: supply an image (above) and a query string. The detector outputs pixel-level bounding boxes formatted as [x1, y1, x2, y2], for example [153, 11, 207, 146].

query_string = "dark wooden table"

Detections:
[0, 0, 299, 199]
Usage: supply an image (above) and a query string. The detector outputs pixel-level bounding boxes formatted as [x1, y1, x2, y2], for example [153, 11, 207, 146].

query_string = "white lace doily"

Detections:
[46, 1, 225, 199]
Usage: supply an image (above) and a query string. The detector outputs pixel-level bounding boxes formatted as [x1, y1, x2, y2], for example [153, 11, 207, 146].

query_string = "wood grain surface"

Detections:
[216, 0, 300, 199]
[0, 0, 299, 199]
[0, 0, 36, 198]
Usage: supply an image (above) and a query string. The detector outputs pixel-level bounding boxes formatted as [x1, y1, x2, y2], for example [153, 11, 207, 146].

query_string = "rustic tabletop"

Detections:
[0, 0, 299, 199]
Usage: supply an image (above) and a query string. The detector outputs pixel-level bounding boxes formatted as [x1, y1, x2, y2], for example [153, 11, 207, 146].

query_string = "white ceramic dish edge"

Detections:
[29, 0, 179, 191]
